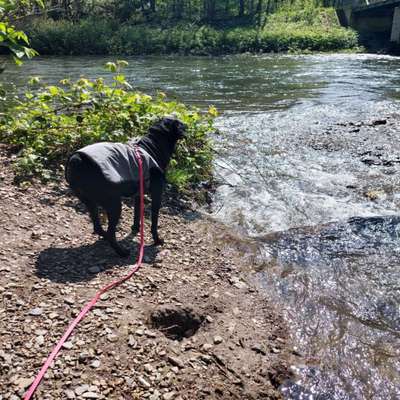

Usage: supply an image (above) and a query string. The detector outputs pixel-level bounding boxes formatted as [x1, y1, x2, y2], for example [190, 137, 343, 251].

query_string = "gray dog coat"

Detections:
[77, 141, 162, 187]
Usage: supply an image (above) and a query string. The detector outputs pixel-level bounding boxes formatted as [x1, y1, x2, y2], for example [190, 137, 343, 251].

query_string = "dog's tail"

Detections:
[65, 153, 84, 186]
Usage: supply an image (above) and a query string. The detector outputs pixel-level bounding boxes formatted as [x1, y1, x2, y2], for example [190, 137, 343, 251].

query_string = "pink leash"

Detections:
[24, 146, 146, 399]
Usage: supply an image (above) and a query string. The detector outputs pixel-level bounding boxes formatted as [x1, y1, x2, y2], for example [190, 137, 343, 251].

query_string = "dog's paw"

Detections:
[153, 237, 165, 246]
[131, 225, 140, 236]
[94, 228, 106, 237]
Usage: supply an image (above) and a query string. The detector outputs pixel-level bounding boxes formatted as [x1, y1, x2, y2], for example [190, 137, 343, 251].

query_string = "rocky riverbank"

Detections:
[0, 145, 296, 400]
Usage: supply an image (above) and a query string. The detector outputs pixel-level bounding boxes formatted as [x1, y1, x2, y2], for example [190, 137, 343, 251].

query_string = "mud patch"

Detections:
[149, 305, 204, 340]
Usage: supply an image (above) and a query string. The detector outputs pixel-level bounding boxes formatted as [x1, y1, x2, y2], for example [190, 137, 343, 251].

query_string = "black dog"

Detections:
[66, 117, 186, 256]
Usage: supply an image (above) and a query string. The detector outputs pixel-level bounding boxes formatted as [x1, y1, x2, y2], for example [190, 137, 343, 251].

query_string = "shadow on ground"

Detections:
[36, 234, 158, 284]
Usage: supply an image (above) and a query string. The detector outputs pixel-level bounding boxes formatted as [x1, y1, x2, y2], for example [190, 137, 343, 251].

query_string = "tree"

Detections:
[0, 0, 41, 69]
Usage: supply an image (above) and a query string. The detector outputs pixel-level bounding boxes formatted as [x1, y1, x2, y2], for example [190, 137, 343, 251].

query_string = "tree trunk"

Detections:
[150, 0, 156, 13]
[204, 0, 215, 21]
[249, 0, 255, 15]
[239, 0, 245, 17]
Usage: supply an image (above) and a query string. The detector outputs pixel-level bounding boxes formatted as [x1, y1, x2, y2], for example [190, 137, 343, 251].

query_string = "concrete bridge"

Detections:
[335, 0, 400, 46]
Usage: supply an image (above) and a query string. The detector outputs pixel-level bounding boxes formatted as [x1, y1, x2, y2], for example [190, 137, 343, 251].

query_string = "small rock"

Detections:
[167, 356, 185, 369]
[199, 355, 212, 364]
[65, 389, 76, 399]
[107, 334, 118, 343]
[163, 393, 175, 400]
[213, 336, 223, 345]
[36, 335, 45, 346]
[31, 231, 41, 240]
[29, 308, 43, 316]
[251, 344, 266, 355]
[91, 360, 101, 368]
[75, 384, 90, 396]
[62, 341, 73, 350]
[64, 297, 75, 305]
[138, 376, 151, 388]
[82, 392, 100, 399]
[271, 347, 281, 354]
[14, 377, 34, 391]
[128, 335, 137, 348]
[201, 343, 213, 351]
[144, 363, 153, 373]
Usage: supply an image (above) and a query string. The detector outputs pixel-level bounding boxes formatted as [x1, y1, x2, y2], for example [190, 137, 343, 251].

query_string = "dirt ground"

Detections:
[0, 145, 296, 400]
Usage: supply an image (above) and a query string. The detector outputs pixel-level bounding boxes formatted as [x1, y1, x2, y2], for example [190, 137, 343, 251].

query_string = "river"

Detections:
[1, 54, 399, 399]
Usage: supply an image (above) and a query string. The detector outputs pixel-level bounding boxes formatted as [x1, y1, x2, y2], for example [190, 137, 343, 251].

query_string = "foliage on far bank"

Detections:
[25, 15, 358, 55]
[0, 61, 216, 191]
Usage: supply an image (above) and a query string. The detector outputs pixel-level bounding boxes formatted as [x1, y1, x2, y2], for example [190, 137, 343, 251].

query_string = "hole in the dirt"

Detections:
[149, 305, 204, 340]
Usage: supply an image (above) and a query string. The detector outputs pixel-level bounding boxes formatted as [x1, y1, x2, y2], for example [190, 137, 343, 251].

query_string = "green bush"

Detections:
[26, 18, 117, 55]
[0, 61, 216, 190]
[25, 10, 358, 56]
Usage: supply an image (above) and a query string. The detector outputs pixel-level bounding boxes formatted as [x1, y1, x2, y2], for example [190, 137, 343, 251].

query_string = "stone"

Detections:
[213, 336, 223, 345]
[167, 356, 185, 369]
[82, 392, 100, 399]
[201, 343, 213, 351]
[91, 360, 101, 368]
[138, 376, 151, 388]
[144, 363, 153, 373]
[14, 377, 34, 391]
[107, 334, 118, 343]
[36, 335, 45, 346]
[75, 384, 90, 396]
[28, 308, 43, 316]
[64, 297, 75, 305]
[128, 335, 137, 348]
[65, 389, 76, 399]
[163, 392, 175, 400]
[62, 341, 73, 350]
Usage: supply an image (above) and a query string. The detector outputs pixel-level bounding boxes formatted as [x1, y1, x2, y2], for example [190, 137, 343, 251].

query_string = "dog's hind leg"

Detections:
[131, 195, 140, 236]
[77, 195, 106, 237]
[102, 197, 130, 257]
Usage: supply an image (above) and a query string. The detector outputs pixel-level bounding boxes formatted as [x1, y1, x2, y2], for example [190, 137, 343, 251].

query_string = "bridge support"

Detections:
[390, 6, 400, 42]
[336, 8, 353, 27]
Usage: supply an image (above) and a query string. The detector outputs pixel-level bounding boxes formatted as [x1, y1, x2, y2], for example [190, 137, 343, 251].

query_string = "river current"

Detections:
[2, 54, 400, 399]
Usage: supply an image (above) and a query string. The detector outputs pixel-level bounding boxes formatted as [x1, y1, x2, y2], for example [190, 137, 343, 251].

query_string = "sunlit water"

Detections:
[2, 54, 400, 399]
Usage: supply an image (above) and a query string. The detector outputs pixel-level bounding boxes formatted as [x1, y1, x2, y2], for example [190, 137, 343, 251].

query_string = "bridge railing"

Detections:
[328, 0, 392, 9]
[328, 0, 359, 8]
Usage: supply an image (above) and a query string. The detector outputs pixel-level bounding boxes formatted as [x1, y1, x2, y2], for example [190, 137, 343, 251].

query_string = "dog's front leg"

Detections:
[150, 171, 165, 246]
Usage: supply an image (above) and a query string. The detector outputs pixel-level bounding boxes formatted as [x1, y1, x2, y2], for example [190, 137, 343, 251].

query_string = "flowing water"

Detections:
[2, 54, 400, 399]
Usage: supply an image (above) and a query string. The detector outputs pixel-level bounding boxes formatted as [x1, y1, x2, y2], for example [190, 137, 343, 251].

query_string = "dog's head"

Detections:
[149, 116, 187, 141]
